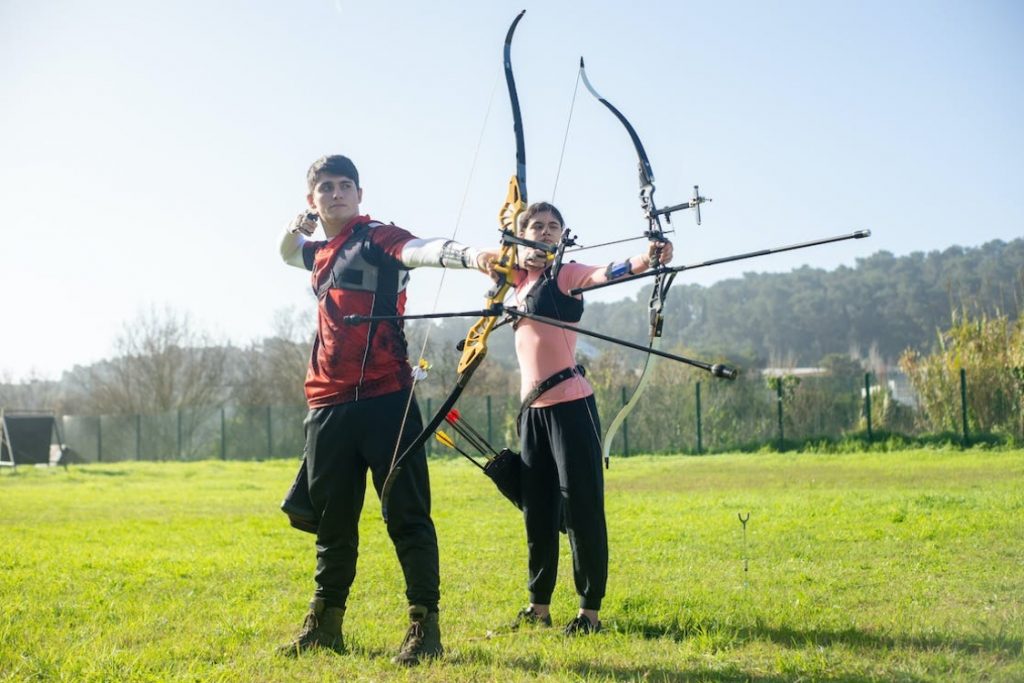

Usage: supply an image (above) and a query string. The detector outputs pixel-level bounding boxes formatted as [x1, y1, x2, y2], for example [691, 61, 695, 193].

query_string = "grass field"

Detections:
[1, 449, 1022, 682]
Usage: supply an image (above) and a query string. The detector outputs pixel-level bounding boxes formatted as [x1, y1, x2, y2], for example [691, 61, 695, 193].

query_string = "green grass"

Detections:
[1, 450, 1022, 682]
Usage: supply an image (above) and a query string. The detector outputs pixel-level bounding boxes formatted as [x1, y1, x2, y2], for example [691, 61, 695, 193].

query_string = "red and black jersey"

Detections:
[300, 215, 416, 407]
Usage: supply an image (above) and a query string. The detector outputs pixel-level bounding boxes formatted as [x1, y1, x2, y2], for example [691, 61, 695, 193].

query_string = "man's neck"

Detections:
[322, 214, 363, 239]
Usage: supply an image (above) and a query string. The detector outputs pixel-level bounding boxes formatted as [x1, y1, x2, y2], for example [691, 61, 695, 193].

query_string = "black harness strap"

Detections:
[313, 221, 410, 355]
[516, 364, 586, 435]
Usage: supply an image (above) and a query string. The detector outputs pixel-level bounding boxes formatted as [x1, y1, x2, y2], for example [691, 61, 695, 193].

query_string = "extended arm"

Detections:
[399, 238, 487, 270]
[564, 240, 674, 291]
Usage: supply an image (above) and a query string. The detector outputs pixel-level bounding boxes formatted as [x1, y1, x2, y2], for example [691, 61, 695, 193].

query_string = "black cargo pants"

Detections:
[304, 389, 439, 612]
[520, 394, 607, 611]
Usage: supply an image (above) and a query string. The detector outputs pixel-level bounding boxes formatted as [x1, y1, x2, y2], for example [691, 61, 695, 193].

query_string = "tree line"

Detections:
[2, 239, 1021, 435]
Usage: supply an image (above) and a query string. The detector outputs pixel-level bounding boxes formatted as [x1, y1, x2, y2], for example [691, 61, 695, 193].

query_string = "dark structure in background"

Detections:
[0, 409, 65, 468]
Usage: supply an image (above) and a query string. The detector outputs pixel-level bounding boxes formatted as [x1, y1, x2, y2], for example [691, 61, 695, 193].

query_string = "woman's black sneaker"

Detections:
[511, 606, 552, 630]
[563, 615, 601, 635]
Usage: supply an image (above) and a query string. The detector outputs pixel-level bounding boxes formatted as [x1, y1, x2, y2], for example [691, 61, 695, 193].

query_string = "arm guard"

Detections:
[400, 238, 481, 269]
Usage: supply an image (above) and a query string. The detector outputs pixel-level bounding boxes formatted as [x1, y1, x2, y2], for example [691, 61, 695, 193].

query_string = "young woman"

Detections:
[509, 201, 673, 634]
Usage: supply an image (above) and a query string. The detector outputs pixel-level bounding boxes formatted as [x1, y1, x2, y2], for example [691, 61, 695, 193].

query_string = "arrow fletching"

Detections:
[435, 431, 456, 449]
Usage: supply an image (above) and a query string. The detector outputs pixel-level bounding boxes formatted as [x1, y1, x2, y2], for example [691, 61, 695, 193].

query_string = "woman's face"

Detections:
[518, 210, 563, 271]
[520, 210, 563, 246]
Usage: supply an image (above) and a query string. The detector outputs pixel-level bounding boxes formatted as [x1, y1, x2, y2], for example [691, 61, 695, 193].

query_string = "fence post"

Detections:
[136, 414, 142, 460]
[776, 379, 784, 451]
[864, 372, 873, 442]
[267, 405, 273, 458]
[621, 386, 629, 457]
[960, 368, 969, 447]
[220, 407, 227, 460]
[177, 409, 183, 460]
[486, 395, 493, 445]
[97, 415, 103, 463]
[695, 381, 703, 455]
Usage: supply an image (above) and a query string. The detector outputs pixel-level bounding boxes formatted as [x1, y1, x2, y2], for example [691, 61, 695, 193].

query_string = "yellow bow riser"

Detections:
[497, 175, 524, 234]
[456, 239, 518, 374]
[457, 175, 526, 375]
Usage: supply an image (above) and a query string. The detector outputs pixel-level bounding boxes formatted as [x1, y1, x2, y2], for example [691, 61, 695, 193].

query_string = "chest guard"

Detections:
[520, 269, 584, 323]
[314, 222, 410, 299]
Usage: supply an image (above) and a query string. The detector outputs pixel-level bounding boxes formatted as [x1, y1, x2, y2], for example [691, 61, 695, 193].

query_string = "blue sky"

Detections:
[1, 0, 1021, 381]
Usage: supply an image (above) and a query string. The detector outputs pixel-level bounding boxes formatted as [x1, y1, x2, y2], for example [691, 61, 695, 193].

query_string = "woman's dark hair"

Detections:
[306, 155, 360, 191]
[518, 202, 564, 234]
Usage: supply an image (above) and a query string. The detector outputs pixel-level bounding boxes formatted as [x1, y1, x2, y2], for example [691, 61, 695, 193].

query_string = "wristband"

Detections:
[605, 260, 634, 280]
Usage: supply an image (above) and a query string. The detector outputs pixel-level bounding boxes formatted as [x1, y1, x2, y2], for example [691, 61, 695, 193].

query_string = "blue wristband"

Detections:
[605, 260, 633, 280]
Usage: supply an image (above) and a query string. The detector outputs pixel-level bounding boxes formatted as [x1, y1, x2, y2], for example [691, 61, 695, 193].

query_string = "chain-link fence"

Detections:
[54, 369, 1018, 463]
[60, 405, 306, 462]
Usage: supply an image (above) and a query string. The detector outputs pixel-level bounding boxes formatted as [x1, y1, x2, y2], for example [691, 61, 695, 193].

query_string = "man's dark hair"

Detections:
[307, 155, 360, 192]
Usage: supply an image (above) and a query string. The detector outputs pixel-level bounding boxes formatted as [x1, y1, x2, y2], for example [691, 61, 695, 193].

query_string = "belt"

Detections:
[516, 364, 586, 435]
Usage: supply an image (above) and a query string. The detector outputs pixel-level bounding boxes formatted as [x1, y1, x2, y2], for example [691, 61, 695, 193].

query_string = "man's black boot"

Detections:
[277, 597, 345, 656]
[391, 605, 443, 666]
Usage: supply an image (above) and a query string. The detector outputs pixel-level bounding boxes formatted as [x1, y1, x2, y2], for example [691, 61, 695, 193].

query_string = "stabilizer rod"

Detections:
[571, 229, 870, 296]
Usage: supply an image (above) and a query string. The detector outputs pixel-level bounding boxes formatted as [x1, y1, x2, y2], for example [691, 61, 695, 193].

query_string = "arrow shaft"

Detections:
[571, 230, 871, 296]
[507, 308, 733, 376]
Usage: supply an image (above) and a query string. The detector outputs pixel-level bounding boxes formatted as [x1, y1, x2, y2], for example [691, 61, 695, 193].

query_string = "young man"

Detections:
[277, 154, 494, 665]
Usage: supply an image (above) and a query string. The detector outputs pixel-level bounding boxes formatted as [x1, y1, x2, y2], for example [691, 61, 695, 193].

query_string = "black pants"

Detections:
[520, 395, 607, 611]
[303, 390, 439, 612]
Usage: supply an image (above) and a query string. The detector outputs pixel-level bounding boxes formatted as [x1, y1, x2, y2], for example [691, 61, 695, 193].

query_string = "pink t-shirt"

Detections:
[514, 257, 646, 408]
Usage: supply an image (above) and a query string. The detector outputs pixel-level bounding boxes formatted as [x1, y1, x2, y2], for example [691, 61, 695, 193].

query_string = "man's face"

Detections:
[307, 174, 362, 226]
[521, 210, 563, 245]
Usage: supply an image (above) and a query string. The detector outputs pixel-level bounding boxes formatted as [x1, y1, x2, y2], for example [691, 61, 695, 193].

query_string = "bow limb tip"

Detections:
[505, 9, 526, 41]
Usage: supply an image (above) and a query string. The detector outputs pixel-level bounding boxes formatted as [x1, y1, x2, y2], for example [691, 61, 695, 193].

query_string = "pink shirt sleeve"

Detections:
[556, 256, 649, 291]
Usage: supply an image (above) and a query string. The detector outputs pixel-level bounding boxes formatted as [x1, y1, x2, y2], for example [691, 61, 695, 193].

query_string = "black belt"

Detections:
[516, 364, 586, 435]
